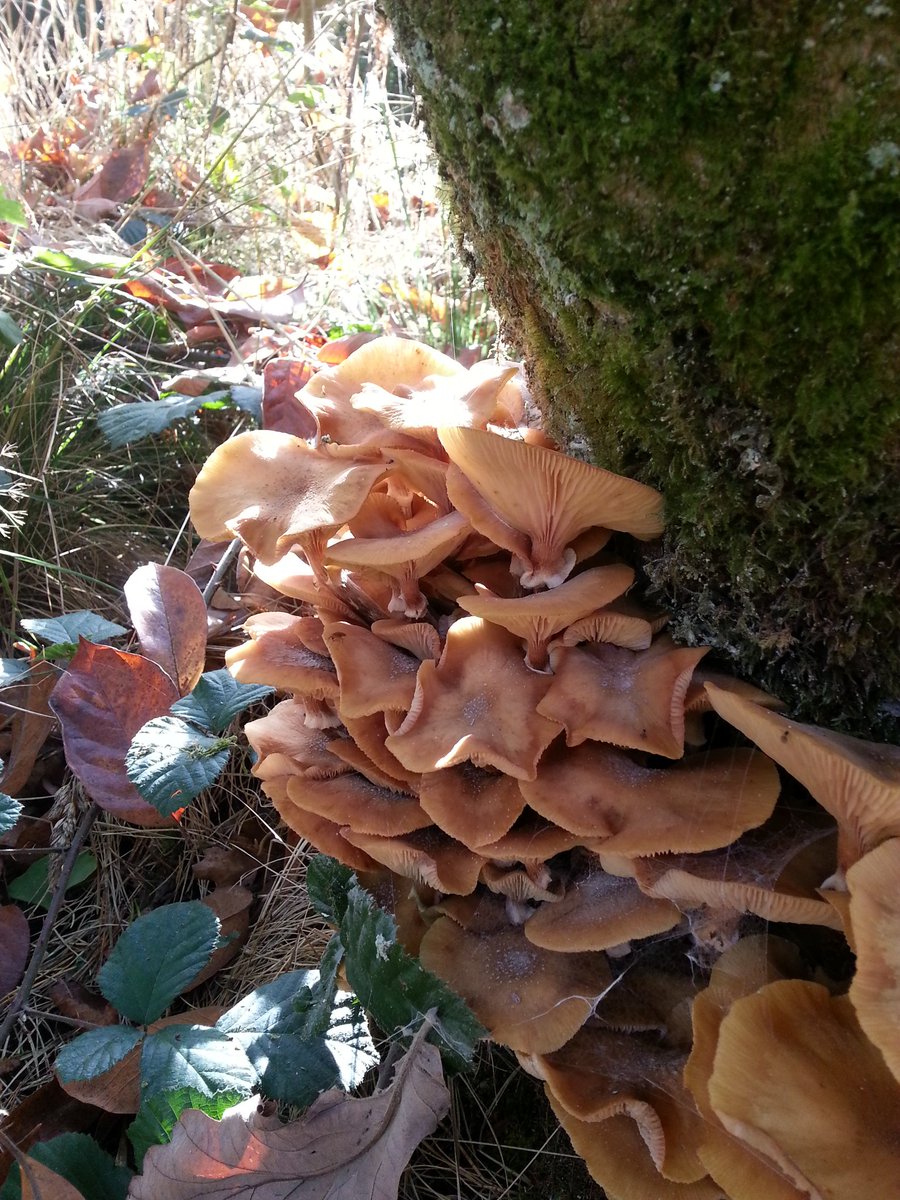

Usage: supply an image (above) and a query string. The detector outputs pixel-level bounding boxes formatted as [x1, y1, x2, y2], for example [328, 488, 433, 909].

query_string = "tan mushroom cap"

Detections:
[225, 615, 339, 698]
[386, 617, 563, 781]
[321, 621, 420, 717]
[339, 826, 483, 895]
[525, 857, 681, 952]
[536, 635, 708, 757]
[370, 619, 442, 661]
[259, 774, 378, 872]
[352, 362, 517, 436]
[521, 740, 779, 856]
[539, 1021, 707, 1184]
[847, 838, 900, 1083]
[560, 608, 654, 652]
[305, 335, 465, 401]
[244, 699, 350, 778]
[481, 860, 562, 904]
[708, 980, 900, 1198]
[473, 811, 584, 860]
[546, 1098, 723, 1200]
[325, 734, 420, 793]
[705, 682, 900, 873]
[251, 553, 363, 623]
[682, 936, 812, 1200]
[189, 430, 385, 564]
[284, 771, 428, 837]
[324, 510, 470, 618]
[633, 815, 843, 930]
[418, 763, 527, 849]
[383, 447, 452, 513]
[340, 713, 420, 788]
[418, 914, 612, 1054]
[439, 425, 664, 588]
[457, 563, 635, 671]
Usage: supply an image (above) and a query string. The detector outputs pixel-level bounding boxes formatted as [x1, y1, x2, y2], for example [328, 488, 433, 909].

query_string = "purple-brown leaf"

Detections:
[124, 563, 208, 696]
[49, 641, 178, 826]
[0, 903, 29, 996]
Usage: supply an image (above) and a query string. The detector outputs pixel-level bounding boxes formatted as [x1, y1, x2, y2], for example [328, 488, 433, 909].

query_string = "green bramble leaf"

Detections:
[97, 901, 220, 1024]
[170, 670, 273, 734]
[0, 792, 22, 835]
[139, 1025, 257, 1100]
[21, 611, 127, 646]
[0, 194, 27, 226]
[306, 854, 354, 926]
[7, 851, 97, 910]
[55, 1026, 144, 1084]
[97, 395, 208, 448]
[0, 658, 29, 687]
[126, 715, 233, 816]
[0, 310, 24, 347]
[127, 1088, 241, 1169]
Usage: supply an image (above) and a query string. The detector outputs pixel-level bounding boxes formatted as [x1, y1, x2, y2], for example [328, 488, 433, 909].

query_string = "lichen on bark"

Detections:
[385, 0, 900, 739]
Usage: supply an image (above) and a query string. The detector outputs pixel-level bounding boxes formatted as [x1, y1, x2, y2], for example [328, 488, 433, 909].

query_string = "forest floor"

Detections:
[0, 2, 601, 1196]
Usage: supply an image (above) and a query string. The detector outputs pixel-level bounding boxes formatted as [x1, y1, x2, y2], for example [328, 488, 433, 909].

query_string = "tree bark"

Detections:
[384, 0, 899, 739]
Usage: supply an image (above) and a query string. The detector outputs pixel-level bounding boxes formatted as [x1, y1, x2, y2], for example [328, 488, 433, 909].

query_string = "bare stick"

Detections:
[0, 803, 99, 1049]
[201, 537, 242, 605]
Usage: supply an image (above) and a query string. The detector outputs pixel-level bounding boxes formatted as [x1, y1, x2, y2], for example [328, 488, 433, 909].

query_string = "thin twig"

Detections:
[201, 537, 242, 605]
[0, 803, 99, 1049]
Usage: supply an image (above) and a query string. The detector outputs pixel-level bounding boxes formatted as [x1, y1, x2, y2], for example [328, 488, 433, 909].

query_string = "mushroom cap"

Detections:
[225, 615, 339, 698]
[189, 430, 385, 563]
[321, 621, 420, 717]
[305, 335, 465, 402]
[418, 763, 527, 849]
[252, 553, 363, 622]
[338, 826, 483, 895]
[705, 682, 900, 871]
[244, 698, 350, 778]
[521, 740, 780, 856]
[536, 635, 708, 758]
[258, 774, 377, 872]
[456, 563, 635, 669]
[524, 857, 681, 952]
[418, 913, 611, 1054]
[340, 713, 420, 788]
[707, 981, 900, 1198]
[539, 1021, 707, 1184]
[560, 608, 654, 652]
[847, 837, 900, 1084]
[473, 811, 585, 860]
[439, 425, 664, 587]
[385, 617, 563, 781]
[284, 771, 429, 837]
[370, 619, 442, 661]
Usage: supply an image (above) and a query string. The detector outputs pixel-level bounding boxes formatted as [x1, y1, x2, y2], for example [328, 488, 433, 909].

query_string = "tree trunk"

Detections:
[384, 0, 899, 740]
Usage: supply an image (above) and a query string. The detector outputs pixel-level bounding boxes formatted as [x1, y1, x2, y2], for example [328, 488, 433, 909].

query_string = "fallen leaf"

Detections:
[0, 661, 59, 794]
[186, 887, 254, 990]
[124, 564, 208, 696]
[0, 903, 30, 995]
[48, 640, 179, 826]
[193, 844, 259, 889]
[58, 1007, 225, 1114]
[0, 1080, 98, 1183]
[262, 358, 317, 437]
[129, 1031, 449, 1199]
[48, 979, 119, 1027]
[76, 142, 150, 203]
[317, 331, 379, 365]
[19, 1156, 85, 1200]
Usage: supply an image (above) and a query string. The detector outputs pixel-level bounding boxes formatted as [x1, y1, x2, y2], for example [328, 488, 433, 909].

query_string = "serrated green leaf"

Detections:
[21, 611, 127, 646]
[0, 310, 23, 346]
[283, 934, 344, 1041]
[215, 967, 320, 1037]
[0, 1131, 131, 1200]
[97, 901, 220, 1024]
[0, 792, 22, 834]
[127, 1088, 241, 1169]
[126, 716, 232, 815]
[140, 1025, 257, 1100]
[171, 670, 273, 734]
[340, 884, 486, 1073]
[7, 852, 97, 910]
[55, 1026, 144, 1084]
[97, 395, 207, 448]
[0, 658, 30, 687]
[306, 854, 354, 925]
[0, 194, 27, 226]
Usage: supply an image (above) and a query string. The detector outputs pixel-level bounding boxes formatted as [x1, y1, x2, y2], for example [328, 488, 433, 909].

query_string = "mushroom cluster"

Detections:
[189, 336, 900, 1200]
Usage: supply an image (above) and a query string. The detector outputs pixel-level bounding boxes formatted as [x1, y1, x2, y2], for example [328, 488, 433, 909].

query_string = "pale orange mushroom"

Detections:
[321, 621, 420, 717]
[244, 698, 350, 778]
[284, 771, 429, 837]
[418, 763, 527, 850]
[258, 774, 378, 872]
[189, 430, 385, 568]
[439, 425, 664, 588]
[324, 510, 471, 618]
[225, 613, 339, 700]
[456, 563, 635, 671]
[339, 826, 484, 895]
[385, 617, 563, 781]
[705, 682, 900, 875]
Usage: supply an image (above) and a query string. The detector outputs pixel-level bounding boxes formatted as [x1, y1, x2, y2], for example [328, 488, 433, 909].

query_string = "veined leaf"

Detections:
[0, 1131, 131, 1200]
[21, 611, 127, 646]
[306, 855, 354, 926]
[7, 852, 97, 910]
[126, 716, 232, 816]
[0, 792, 22, 834]
[124, 564, 207, 696]
[97, 395, 208, 448]
[171, 670, 273, 733]
[56, 1026, 144, 1084]
[0, 658, 29, 687]
[140, 1025, 257, 1099]
[97, 901, 220, 1024]
[127, 1089, 242, 1168]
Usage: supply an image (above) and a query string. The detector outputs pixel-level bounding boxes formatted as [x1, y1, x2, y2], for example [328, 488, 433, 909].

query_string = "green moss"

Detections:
[386, 0, 900, 739]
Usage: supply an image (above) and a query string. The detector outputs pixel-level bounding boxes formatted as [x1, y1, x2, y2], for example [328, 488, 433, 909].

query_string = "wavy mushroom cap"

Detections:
[705, 683, 900, 873]
[418, 763, 527, 850]
[439, 425, 664, 588]
[847, 838, 900, 1084]
[321, 622, 421, 717]
[189, 430, 385, 564]
[339, 826, 484, 895]
[225, 615, 339, 699]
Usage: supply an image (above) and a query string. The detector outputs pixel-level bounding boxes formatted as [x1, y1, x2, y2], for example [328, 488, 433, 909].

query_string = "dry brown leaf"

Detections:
[129, 1031, 449, 1200]
[19, 1156, 85, 1200]
[186, 887, 254, 990]
[47, 979, 119, 1027]
[0, 903, 30, 996]
[0, 661, 59, 795]
[124, 563, 208, 696]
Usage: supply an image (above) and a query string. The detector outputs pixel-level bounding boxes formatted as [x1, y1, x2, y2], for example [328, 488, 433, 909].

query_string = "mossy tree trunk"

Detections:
[384, 0, 899, 739]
